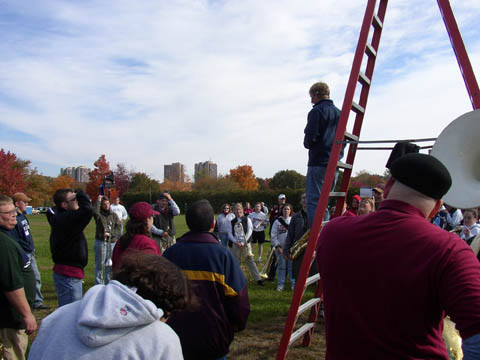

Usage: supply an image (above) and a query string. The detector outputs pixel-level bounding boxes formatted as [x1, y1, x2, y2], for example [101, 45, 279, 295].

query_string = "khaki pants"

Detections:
[0, 328, 27, 360]
[232, 242, 261, 281]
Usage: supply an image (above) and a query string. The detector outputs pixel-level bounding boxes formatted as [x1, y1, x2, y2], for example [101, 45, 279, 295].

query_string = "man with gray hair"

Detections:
[303, 81, 343, 227]
[317, 153, 480, 359]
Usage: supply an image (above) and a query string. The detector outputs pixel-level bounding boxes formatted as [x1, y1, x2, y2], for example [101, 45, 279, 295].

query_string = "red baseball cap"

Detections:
[129, 202, 160, 221]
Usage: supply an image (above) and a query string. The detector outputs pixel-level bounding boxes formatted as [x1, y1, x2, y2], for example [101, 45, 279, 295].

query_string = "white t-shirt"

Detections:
[249, 211, 267, 232]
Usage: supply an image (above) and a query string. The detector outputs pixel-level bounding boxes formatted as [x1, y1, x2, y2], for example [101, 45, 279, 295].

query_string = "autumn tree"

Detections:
[0, 149, 30, 195]
[350, 170, 388, 189]
[85, 155, 118, 201]
[49, 175, 76, 196]
[270, 170, 306, 190]
[228, 165, 258, 191]
[26, 169, 51, 206]
[257, 177, 272, 191]
[113, 163, 131, 198]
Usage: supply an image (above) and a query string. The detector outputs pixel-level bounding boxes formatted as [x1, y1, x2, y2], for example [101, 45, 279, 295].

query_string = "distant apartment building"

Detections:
[164, 162, 185, 183]
[194, 161, 217, 180]
[60, 166, 91, 183]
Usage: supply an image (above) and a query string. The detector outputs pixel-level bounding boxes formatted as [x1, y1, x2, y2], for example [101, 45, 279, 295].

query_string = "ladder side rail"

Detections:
[331, 0, 380, 219]
[436, 0, 480, 109]
[276, 2, 379, 359]
[333, 0, 388, 218]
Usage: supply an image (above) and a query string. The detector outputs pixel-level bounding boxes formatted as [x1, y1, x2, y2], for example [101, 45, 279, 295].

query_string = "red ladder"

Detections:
[276, 0, 479, 359]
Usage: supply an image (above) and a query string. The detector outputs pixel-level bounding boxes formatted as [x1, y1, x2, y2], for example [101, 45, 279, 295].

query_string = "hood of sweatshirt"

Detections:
[76, 280, 163, 347]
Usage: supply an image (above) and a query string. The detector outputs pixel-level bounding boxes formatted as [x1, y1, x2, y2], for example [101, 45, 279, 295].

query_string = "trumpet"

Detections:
[259, 247, 276, 280]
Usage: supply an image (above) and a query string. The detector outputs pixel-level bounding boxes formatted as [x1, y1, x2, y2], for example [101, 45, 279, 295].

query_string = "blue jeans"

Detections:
[94, 240, 115, 285]
[218, 232, 229, 247]
[26, 252, 44, 307]
[306, 166, 339, 228]
[53, 272, 82, 307]
[276, 250, 295, 290]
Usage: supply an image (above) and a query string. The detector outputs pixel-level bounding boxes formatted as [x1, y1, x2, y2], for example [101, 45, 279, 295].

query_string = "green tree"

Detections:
[270, 170, 306, 190]
[193, 175, 240, 192]
[128, 172, 161, 193]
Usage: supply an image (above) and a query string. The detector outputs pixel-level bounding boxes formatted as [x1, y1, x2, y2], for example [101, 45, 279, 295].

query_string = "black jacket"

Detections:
[47, 191, 93, 269]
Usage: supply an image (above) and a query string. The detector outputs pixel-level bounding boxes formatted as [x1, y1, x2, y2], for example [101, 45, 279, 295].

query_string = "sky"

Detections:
[0, 0, 479, 181]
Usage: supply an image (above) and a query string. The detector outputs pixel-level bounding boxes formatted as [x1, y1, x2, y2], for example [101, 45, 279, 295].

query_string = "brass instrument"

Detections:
[449, 226, 463, 235]
[259, 247, 276, 280]
[431, 110, 480, 360]
[234, 222, 247, 245]
[290, 229, 310, 260]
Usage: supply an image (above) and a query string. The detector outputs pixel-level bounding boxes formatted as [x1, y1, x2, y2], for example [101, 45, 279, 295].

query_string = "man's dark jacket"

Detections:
[47, 191, 93, 269]
[304, 99, 343, 166]
[163, 231, 250, 360]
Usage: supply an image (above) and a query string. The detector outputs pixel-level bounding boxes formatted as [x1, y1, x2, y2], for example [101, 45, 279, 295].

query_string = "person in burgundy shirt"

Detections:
[112, 202, 161, 269]
[317, 153, 480, 359]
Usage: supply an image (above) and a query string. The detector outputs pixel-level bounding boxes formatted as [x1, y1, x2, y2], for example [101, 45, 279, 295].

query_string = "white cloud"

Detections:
[0, 0, 479, 181]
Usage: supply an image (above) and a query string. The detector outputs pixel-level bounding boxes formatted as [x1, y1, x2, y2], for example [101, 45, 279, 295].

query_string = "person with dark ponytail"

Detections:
[112, 202, 161, 269]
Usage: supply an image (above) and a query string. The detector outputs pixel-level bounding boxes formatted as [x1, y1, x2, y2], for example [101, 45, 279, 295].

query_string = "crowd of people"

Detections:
[2, 80, 480, 359]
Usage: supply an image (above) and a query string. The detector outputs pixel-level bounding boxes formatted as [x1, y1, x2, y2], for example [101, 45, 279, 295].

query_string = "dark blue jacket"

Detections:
[164, 231, 250, 360]
[12, 212, 35, 253]
[304, 99, 343, 166]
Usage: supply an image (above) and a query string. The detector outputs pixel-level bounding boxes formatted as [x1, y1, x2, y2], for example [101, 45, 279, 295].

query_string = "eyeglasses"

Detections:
[0, 210, 17, 216]
[66, 198, 77, 203]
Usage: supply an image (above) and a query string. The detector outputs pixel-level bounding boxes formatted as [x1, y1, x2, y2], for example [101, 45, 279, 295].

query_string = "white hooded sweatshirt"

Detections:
[28, 280, 183, 360]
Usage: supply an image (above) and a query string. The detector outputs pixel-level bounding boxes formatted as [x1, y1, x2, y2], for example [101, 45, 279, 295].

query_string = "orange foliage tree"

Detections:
[85, 155, 118, 202]
[229, 165, 259, 191]
[49, 175, 75, 196]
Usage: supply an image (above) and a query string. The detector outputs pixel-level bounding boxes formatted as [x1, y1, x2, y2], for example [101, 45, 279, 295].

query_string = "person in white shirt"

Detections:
[110, 197, 128, 234]
[228, 203, 264, 286]
[216, 204, 235, 247]
[271, 204, 293, 291]
[460, 209, 480, 244]
[248, 202, 268, 262]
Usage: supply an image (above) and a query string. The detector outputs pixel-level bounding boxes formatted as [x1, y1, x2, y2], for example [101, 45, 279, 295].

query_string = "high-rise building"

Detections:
[194, 161, 217, 180]
[164, 162, 185, 183]
[60, 166, 91, 183]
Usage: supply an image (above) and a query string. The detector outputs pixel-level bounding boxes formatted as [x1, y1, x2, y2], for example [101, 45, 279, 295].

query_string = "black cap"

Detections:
[390, 153, 452, 200]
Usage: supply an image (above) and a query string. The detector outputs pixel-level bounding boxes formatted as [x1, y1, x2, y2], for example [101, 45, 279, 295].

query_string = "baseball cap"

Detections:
[278, 194, 286, 200]
[129, 202, 160, 221]
[12, 193, 31, 203]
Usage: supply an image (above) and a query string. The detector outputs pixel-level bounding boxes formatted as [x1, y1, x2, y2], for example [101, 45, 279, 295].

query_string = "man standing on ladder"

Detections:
[303, 82, 344, 227]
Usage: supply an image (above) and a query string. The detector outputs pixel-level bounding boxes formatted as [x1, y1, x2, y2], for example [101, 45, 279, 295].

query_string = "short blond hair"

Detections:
[309, 82, 330, 98]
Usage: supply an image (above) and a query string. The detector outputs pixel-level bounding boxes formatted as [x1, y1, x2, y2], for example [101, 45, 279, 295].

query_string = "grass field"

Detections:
[28, 213, 326, 359]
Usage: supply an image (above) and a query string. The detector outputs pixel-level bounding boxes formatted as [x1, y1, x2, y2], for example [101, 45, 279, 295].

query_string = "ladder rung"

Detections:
[329, 191, 346, 197]
[337, 161, 353, 170]
[297, 298, 322, 318]
[372, 14, 383, 29]
[289, 323, 315, 345]
[305, 273, 321, 287]
[365, 43, 377, 58]
[344, 131, 359, 141]
[358, 71, 371, 86]
[352, 101, 365, 114]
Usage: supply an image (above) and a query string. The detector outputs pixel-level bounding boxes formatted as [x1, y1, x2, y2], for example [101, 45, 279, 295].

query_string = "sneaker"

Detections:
[34, 304, 51, 311]
[257, 256, 262, 263]
[276, 286, 284, 292]
[257, 280, 265, 286]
